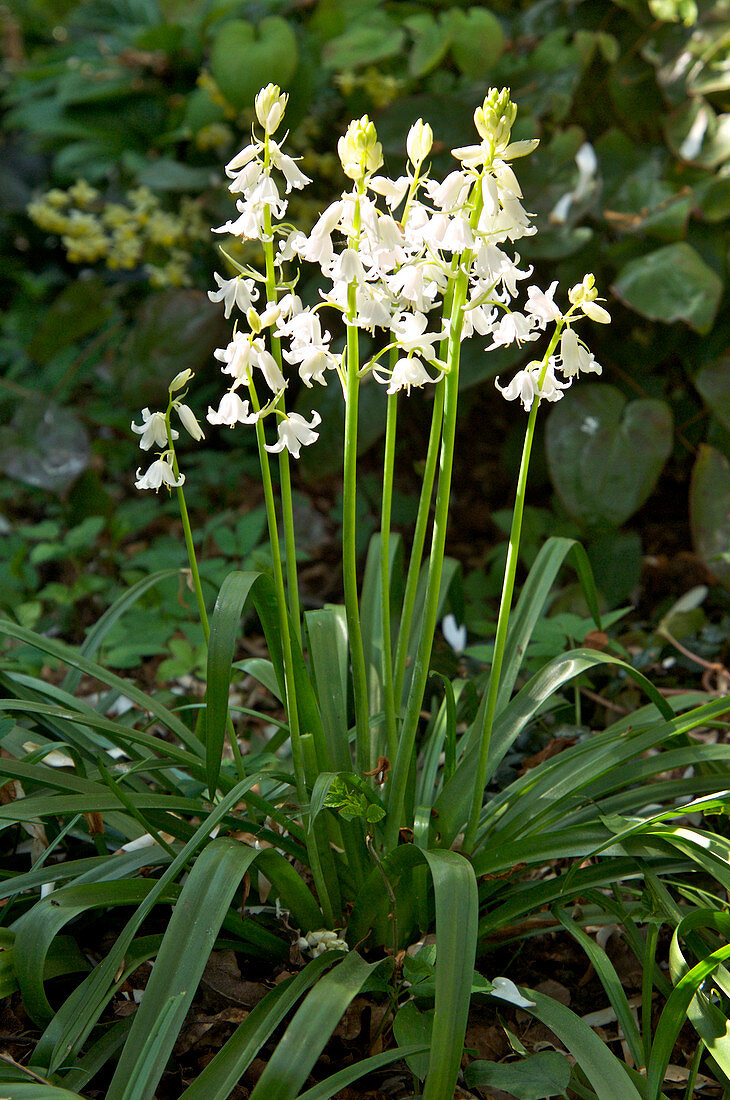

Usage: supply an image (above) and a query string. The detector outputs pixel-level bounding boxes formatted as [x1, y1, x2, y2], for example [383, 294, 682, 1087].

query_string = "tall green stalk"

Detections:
[263, 134, 301, 645]
[462, 324, 563, 853]
[343, 181, 371, 774]
[392, 290, 452, 706]
[165, 415, 246, 781]
[380, 378, 399, 761]
[247, 381, 337, 923]
[385, 188, 483, 850]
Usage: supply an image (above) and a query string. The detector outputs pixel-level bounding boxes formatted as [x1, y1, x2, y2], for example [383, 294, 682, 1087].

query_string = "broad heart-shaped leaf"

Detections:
[27, 279, 113, 365]
[441, 6, 505, 78]
[695, 355, 730, 432]
[322, 11, 405, 69]
[612, 242, 723, 334]
[464, 1051, 571, 1098]
[119, 290, 225, 406]
[209, 17, 298, 110]
[404, 12, 451, 78]
[690, 444, 730, 587]
[545, 384, 672, 527]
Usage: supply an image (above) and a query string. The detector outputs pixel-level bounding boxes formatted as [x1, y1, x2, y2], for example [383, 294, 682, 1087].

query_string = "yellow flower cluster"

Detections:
[27, 181, 209, 287]
[335, 66, 403, 109]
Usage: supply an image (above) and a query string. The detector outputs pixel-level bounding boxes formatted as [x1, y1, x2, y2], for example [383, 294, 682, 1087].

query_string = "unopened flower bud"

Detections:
[474, 88, 517, 151]
[259, 301, 281, 328]
[406, 118, 433, 166]
[247, 306, 262, 334]
[338, 115, 383, 180]
[568, 273, 597, 305]
[581, 300, 611, 323]
[176, 403, 205, 441]
[169, 368, 194, 393]
[255, 84, 288, 135]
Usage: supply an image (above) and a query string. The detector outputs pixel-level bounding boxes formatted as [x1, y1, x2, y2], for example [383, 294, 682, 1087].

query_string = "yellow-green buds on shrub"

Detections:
[337, 115, 383, 180]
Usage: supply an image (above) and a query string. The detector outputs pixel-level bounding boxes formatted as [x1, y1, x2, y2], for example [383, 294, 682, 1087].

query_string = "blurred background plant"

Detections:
[3, 0, 729, 667]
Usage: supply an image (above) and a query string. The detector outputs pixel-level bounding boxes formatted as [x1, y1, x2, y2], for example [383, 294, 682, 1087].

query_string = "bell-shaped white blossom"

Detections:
[558, 327, 602, 377]
[207, 391, 259, 428]
[486, 311, 538, 350]
[215, 332, 256, 384]
[135, 456, 184, 491]
[525, 281, 562, 327]
[208, 273, 259, 319]
[581, 299, 611, 324]
[423, 170, 471, 211]
[270, 147, 311, 192]
[265, 411, 322, 458]
[131, 408, 176, 451]
[383, 356, 436, 395]
[391, 311, 445, 360]
[370, 174, 410, 210]
[496, 360, 571, 411]
[225, 141, 263, 178]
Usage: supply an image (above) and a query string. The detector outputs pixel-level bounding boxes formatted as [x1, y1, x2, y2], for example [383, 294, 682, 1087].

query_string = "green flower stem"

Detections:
[344, 182, 370, 774]
[262, 162, 301, 645]
[166, 422, 209, 645]
[385, 275, 476, 850]
[301, 734, 339, 926]
[392, 295, 451, 706]
[248, 381, 338, 921]
[165, 426, 246, 782]
[462, 325, 563, 854]
[380, 379, 399, 761]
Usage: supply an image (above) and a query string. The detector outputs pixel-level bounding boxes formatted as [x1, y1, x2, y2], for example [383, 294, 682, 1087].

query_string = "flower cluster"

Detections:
[132, 370, 205, 492]
[131, 84, 609, 483]
[297, 928, 349, 958]
[197, 83, 609, 463]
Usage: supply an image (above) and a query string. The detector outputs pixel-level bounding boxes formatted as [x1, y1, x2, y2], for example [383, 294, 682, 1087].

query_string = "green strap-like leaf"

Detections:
[556, 909, 644, 1068]
[206, 571, 329, 794]
[497, 536, 601, 712]
[0, 620, 199, 752]
[522, 989, 642, 1099]
[346, 844, 477, 1100]
[296, 1043, 429, 1100]
[248, 952, 383, 1100]
[31, 776, 262, 1073]
[305, 606, 351, 771]
[106, 839, 259, 1099]
[179, 955, 339, 1100]
[12, 881, 179, 1025]
[434, 647, 674, 847]
[648, 918, 730, 1100]
[205, 571, 282, 794]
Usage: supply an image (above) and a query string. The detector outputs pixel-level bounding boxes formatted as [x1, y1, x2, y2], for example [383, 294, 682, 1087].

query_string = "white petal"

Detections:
[489, 976, 536, 1007]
